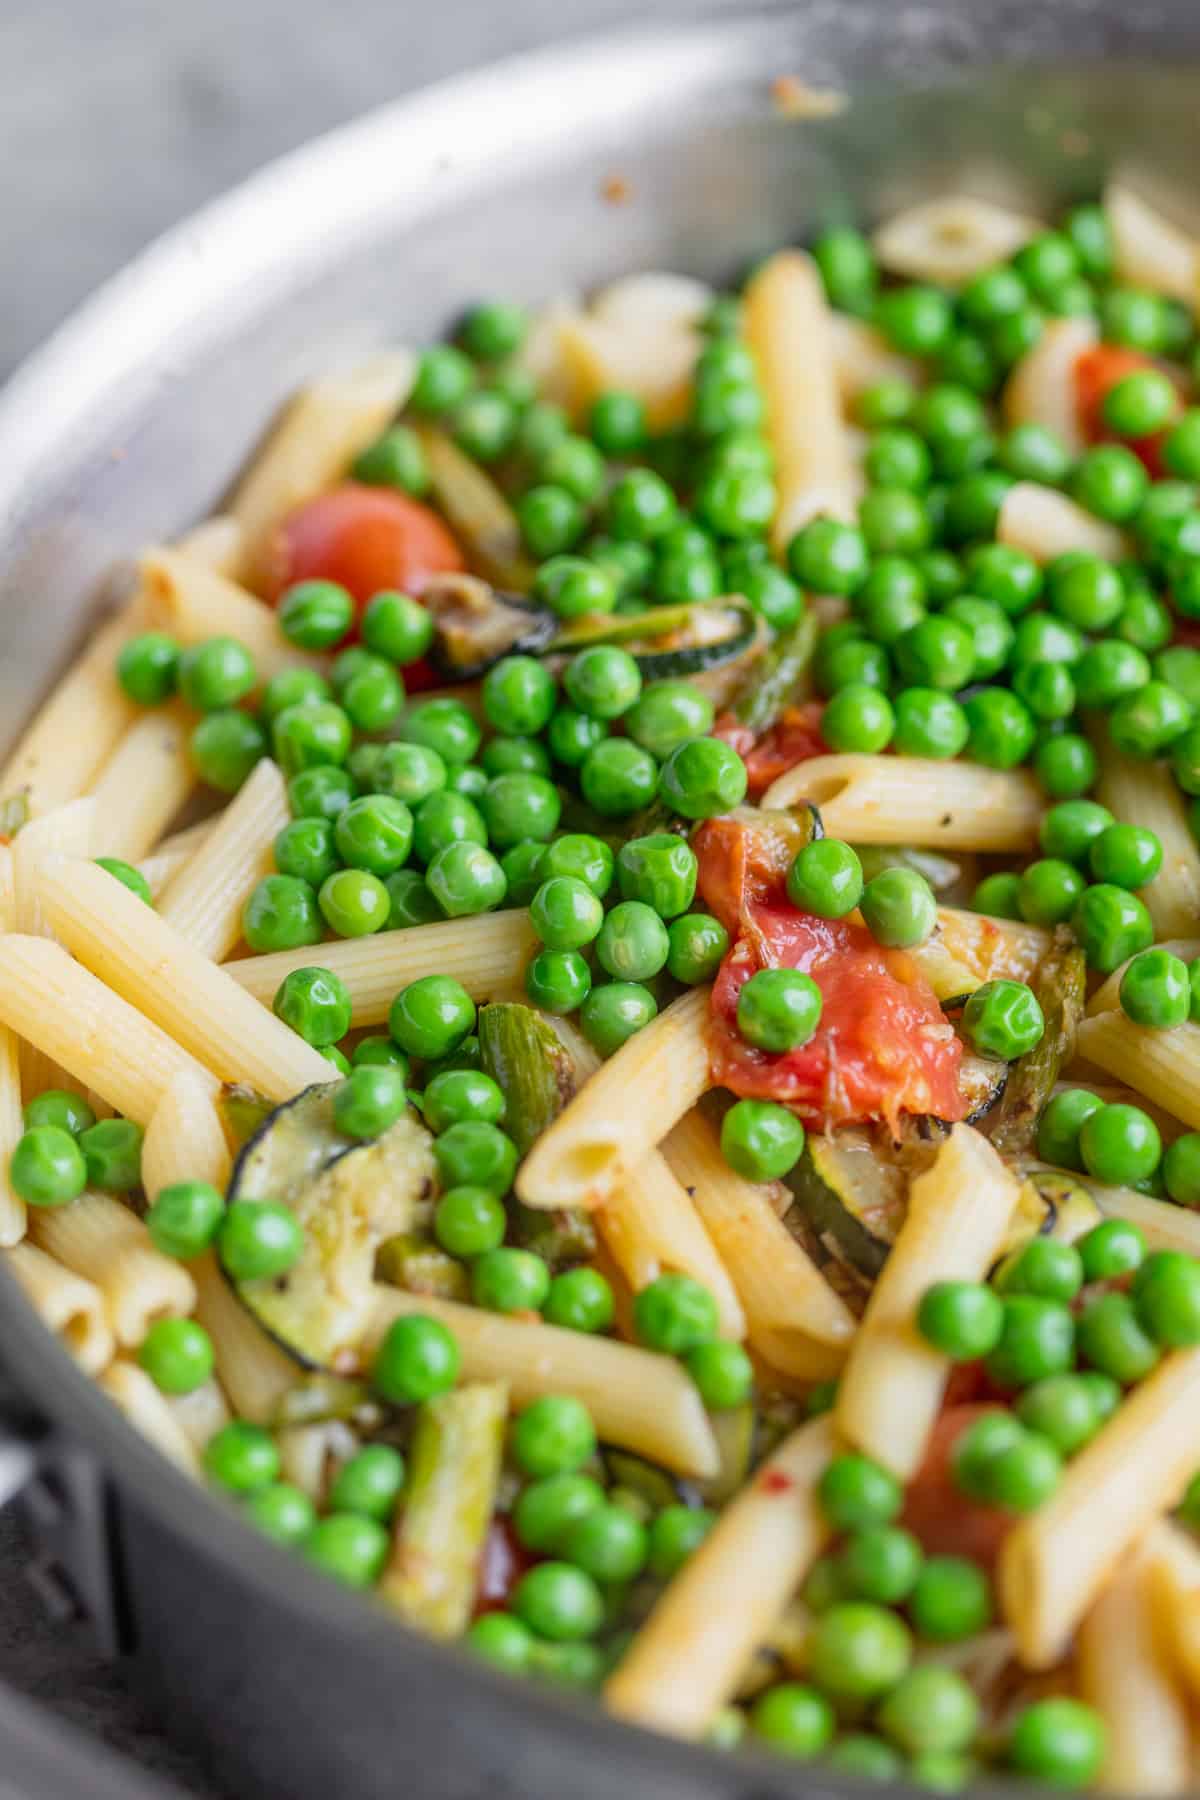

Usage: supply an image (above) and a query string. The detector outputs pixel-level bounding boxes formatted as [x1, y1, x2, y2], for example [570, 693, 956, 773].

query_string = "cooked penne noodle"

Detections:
[88, 701, 196, 862]
[172, 513, 246, 577]
[761, 754, 1042, 852]
[12, 796, 95, 938]
[0, 853, 25, 1248]
[165, 1378, 232, 1456]
[830, 315, 924, 403]
[158, 758, 289, 960]
[37, 856, 332, 1101]
[32, 1192, 196, 1349]
[365, 1286, 718, 1478]
[1076, 1011, 1200, 1132]
[997, 481, 1131, 563]
[743, 250, 859, 546]
[605, 1416, 834, 1737]
[999, 1346, 1200, 1668]
[599, 1148, 746, 1341]
[836, 1125, 1021, 1479]
[140, 1068, 233, 1203]
[1145, 1521, 1200, 1704]
[516, 988, 712, 1212]
[1089, 939, 1200, 1017]
[1077, 1544, 1192, 1796]
[1107, 181, 1200, 302]
[224, 910, 538, 1025]
[0, 935, 217, 1123]
[872, 194, 1043, 285]
[99, 1360, 201, 1477]
[0, 599, 145, 817]
[554, 311, 697, 434]
[1003, 316, 1098, 453]
[227, 351, 417, 588]
[141, 548, 326, 684]
[1093, 740, 1200, 940]
[191, 1253, 297, 1425]
[663, 1110, 854, 1370]
[1089, 1181, 1200, 1254]
[3, 1241, 114, 1375]
[137, 817, 218, 899]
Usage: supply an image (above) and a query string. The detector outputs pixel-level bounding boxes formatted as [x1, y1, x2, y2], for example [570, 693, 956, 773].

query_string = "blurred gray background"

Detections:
[0, 3, 719, 1790]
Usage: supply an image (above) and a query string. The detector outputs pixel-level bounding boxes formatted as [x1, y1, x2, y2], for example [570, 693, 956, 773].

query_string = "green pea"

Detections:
[144, 1180, 225, 1260]
[187, 709, 265, 794]
[316, 1045, 351, 1077]
[304, 1513, 390, 1589]
[272, 701, 352, 776]
[436, 1122, 517, 1195]
[1017, 859, 1086, 927]
[579, 981, 656, 1055]
[432, 1184, 506, 1258]
[983, 1440, 1063, 1520]
[562, 646, 641, 723]
[985, 1297, 1075, 1389]
[666, 913, 730, 984]
[1078, 1217, 1146, 1282]
[877, 285, 953, 356]
[327, 1444, 406, 1526]
[836, 1524, 923, 1606]
[864, 426, 931, 490]
[877, 1666, 979, 1757]
[411, 791, 487, 865]
[241, 873, 322, 952]
[595, 901, 670, 982]
[859, 486, 932, 555]
[539, 834, 614, 898]
[1008, 1697, 1107, 1787]
[813, 226, 877, 311]
[1015, 1373, 1103, 1456]
[892, 688, 969, 760]
[605, 468, 678, 542]
[318, 867, 390, 937]
[1110, 680, 1194, 758]
[530, 877, 604, 951]
[276, 579, 353, 650]
[384, 868, 442, 929]
[22, 1090, 95, 1137]
[511, 1562, 603, 1643]
[204, 1421, 280, 1494]
[719, 1098, 805, 1181]
[1164, 1134, 1200, 1207]
[372, 1313, 460, 1403]
[860, 867, 937, 948]
[95, 857, 154, 906]
[411, 345, 474, 413]
[218, 1199, 304, 1282]
[787, 517, 869, 596]
[806, 1601, 912, 1701]
[816, 631, 891, 695]
[587, 388, 646, 455]
[657, 737, 746, 821]
[972, 872, 1022, 919]
[178, 636, 256, 711]
[785, 839, 863, 919]
[751, 1682, 835, 1758]
[481, 732, 551, 779]
[998, 420, 1073, 485]
[514, 1472, 606, 1555]
[546, 706, 607, 768]
[138, 1317, 214, 1395]
[472, 1244, 549, 1311]
[1071, 884, 1154, 974]
[399, 697, 482, 767]
[917, 1282, 1004, 1360]
[10, 1126, 86, 1206]
[1036, 1088, 1105, 1169]
[632, 1272, 718, 1356]
[821, 684, 895, 753]
[963, 687, 1036, 769]
[542, 1267, 614, 1335]
[646, 1503, 714, 1580]
[352, 425, 429, 495]
[389, 975, 475, 1061]
[117, 631, 180, 704]
[1034, 732, 1097, 799]
[243, 1482, 317, 1547]
[1076, 1290, 1160, 1383]
[909, 1555, 993, 1642]
[332, 1065, 408, 1140]
[1120, 948, 1191, 1029]
[426, 841, 507, 917]
[623, 684, 714, 760]
[895, 616, 974, 691]
[1132, 1249, 1200, 1347]
[736, 968, 822, 1053]
[825, 1736, 904, 1781]
[819, 1452, 902, 1531]
[498, 843, 546, 908]
[855, 378, 915, 428]
[1079, 1101, 1162, 1185]
[79, 1118, 142, 1191]
[272, 966, 352, 1047]
[525, 948, 592, 1014]
[287, 765, 356, 822]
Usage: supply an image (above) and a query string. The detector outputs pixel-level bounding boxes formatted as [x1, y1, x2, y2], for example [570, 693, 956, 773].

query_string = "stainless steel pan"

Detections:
[1, 7, 1199, 1795]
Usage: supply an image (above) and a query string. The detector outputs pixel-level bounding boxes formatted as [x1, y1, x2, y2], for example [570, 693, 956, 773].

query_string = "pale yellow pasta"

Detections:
[0, 599, 145, 817]
[137, 818, 218, 899]
[0, 852, 25, 1247]
[191, 1253, 297, 1425]
[1089, 939, 1200, 1017]
[37, 856, 332, 1101]
[140, 1068, 233, 1203]
[3, 1242, 114, 1375]
[663, 1110, 855, 1373]
[1088, 1181, 1200, 1254]
[12, 796, 95, 937]
[88, 702, 196, 862]
[1145, 1521, 1200, 1704]
[1078, 1544, 1192, 1796]
[1107, 181, 1200, 302]
[516, 988, 712, 1212]
[32, 1192, 196, 1350]
[0, 936, 217, 1123]
[278, 1420, 356, 1502]
[98, 1361, 200, 1477]
[998, 481, 1131, 563]
[743, 251, 859, 547]
[605, 1416, 834, 1737]
[872, 194, 1042, 285]
[1093, 739, 1200, 939]
[761, 754, 1042, 852]
[831, 315, 924, 402]
[999, 1346, 1200, 1668]
[171, 513, 245, 577]
[227, 350, 417, 587]
[589, 271, 713, 333]
[1076, 1011, 1200, 1132]
[365, 1286, 718, 1478]
[836, 1125, 1021, 1480]
[224, 910, 538, 1025]
[165, 1379, 232, 1457]
[599, 1149, 746, 1341]
[554, 310, 698, 434]
[1003, 316, 1098, 453]
[158, 758, 289, 960]
[140, 548, 326, 684]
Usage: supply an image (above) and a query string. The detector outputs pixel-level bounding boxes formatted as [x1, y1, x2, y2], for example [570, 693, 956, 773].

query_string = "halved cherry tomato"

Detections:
[1074, 343, 1180, 478]
[902, 1403, 1015, 1570]
[264, 483, 466, 687]
[714, 701, 826, 798]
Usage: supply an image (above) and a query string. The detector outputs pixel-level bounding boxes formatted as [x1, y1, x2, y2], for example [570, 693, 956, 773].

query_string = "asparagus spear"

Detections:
[415, 427, 535, 590]
[380, 1380, 508, 1638]
[989, 935, 1087, 1156]
[727, 608, 818, 736]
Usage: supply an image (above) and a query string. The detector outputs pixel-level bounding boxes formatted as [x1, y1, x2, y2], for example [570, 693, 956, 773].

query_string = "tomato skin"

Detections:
[902, 1403, 1015, 1570]
[1074, 343, 1179, 477]
[264, 483, 466, 684]
[713, 702, 826, 798]
[473, 1516, 532, 1616]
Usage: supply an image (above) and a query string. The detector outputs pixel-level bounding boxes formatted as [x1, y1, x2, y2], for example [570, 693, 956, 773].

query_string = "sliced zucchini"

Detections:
[219, 1081, 275, 1150]
[989, 940, 1087, 1156]
[228, 1084, 436, 1368]
[696, 1402, 756, 1508]
[423, 573, 555, 681]
[1003, 1165, 1102, 1257]
[604, 1449, 682, 1516]
[785, 1129, 908, 1279]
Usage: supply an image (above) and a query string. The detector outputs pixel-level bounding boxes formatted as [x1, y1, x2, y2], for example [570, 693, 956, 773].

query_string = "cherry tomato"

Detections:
[713, 701, 826, 798]
[1074, 344, 1179, 478]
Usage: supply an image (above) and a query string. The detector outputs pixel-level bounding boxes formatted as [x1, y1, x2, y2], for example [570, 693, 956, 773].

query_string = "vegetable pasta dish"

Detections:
[8, 177, 1200, 1791]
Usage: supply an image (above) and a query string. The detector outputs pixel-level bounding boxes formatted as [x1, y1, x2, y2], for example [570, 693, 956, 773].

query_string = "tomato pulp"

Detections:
[1074, 342, 1180, 478]
[714, 701, 826, 798]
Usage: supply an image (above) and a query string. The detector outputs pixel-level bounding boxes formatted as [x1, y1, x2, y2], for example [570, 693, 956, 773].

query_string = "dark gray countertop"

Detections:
[0, 2, 717, 1792]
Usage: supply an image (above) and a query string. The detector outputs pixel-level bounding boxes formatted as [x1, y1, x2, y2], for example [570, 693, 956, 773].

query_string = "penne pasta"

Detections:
[12, 796, 99, 1100]
[1078, 1544, 1193, 1795]
[599, 1148, 746, 1341]
[137, 817, 218, 899]
[365, 1286, 718, 1479]
[0, 599, 145, 818]
[605, 1416, 834, 1737]
[1075, 1010, 1200, 1132]
[32, 1192, 196, 1350]
[1107, 181, 1200, 303]
[743, 251, 859, 547]
[227, 352, 417, 588]
[554, 312, 697, 435]
[158, 758, 289, 960]
[88, 701, 196, 862]
[0, 853, 25, 1247]
[835, 1125, 1021, 1479]
[761, 754, 1042, 852]
[663, 1109, 854, 1373]
[0, 935, 217, 1123]
[516, 988, 712, 1212]
[140, 548, 326, 685]
[224, 910, 538, 1025]
[3, 1241, 114, 1375]
[1093, 739, 1200, 940]
[191, 1253, 297, 1425]
[140, 1068, 233, 1203]
[172, 513, 246, 578]
[999, 1346, 1200, 1668]
[1089, 1181, 1200, 1255]
[873, 194, 1043, 286]
[1144, 1521, 1200, 1705]
[98, 1360, 201, 1477]
[37, 856, 332, 1101]
[165, 1378, 232, 1457]
[1003, 316, 1098, 454]
[998, 481, 1131, 563]
[831, 314, 924, 403]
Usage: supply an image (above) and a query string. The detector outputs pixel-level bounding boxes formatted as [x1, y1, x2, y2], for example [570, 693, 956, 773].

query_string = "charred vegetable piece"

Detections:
[904, 1054, 1009, 1145]
[380, 1379, 508, 1637]
[227, 1085, 436, 1367]
[423, 573, 555, 680]
[696, 1401, 756, 1507]
[728, 610, 818, 735]
[989, 940, 1087, 1156]
[550, 597, 762, 682]
[416, 427, 535, 590]
[1005, 1166, 1102, 1256]
[604, 1449, 682, 1514]
[785, 1130, 908, 1280]
[376, 1233, 471, 1302]
[220, 1082, 276, 1149]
